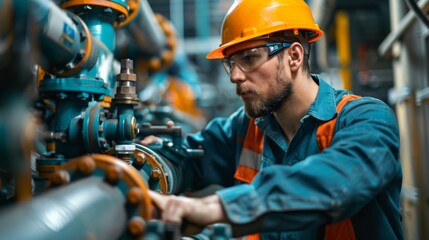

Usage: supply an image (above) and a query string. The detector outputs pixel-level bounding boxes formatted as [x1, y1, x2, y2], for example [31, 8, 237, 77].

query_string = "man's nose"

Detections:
[230, 64, 246, 84]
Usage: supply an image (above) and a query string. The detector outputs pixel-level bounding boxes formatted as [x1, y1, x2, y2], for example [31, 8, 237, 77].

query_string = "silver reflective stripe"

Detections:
[238, 147, 262, 170]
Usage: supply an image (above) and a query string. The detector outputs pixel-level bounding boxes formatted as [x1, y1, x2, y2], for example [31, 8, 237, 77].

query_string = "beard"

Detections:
[240, 72, 293, 118]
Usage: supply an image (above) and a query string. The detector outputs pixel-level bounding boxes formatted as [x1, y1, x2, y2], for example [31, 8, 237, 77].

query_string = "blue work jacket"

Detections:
[183, 75, 403, 239]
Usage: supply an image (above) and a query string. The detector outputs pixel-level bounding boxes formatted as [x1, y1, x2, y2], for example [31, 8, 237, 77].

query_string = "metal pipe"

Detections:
[309, 0, 337, 70]
[170, 0, 184, 40]
[378, 0, 429, 57]
[31, 0, 85, 71]
[0, 177, 127, 240]
[405, 0, 429, 29]
[116, 0, 177, 71]
[116, 0, 170, 59]
[387, 0, 421, 239]
[126, 0, 167, 57]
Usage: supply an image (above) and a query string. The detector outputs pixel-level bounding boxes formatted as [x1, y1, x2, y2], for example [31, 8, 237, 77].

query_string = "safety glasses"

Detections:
[222, 42, 292, 76]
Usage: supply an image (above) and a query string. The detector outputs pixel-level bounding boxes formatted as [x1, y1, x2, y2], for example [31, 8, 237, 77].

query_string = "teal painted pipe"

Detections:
[79, 14, 116, 52]
[61, 0, 128, 52]
[54, 99, 87, 157]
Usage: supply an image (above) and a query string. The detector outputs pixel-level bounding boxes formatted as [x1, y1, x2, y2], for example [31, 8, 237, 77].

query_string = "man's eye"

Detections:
[240, 53, 260, 65]
[240, 49, 260, 65]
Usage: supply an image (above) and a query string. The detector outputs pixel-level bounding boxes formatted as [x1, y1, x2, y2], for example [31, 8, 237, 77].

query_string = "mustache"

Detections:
[236, 87, 255, 96]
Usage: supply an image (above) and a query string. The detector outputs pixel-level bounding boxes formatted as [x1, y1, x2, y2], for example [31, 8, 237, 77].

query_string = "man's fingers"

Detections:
[164, 197, 185, 223]
[139, 122, 174, 146]
[140, 135, 163, 146]
[148, 190, 167, 210]
[147, 193, 215, 236]
[148, 192, 188, 224]
[166, 120, 175, 128]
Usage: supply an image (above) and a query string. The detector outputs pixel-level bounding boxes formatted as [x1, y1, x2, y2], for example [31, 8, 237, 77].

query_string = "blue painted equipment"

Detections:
[0, 0, 203, 238]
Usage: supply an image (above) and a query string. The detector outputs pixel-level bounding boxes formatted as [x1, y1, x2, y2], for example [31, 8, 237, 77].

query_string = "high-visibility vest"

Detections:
[234, 94, 360, 240]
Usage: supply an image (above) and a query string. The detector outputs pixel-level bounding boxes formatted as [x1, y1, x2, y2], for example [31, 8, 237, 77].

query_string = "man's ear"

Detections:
[287, 42, 304, 72]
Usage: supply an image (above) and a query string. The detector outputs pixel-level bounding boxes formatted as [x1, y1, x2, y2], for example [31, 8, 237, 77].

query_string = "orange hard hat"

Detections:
[206, 0, 324, 59]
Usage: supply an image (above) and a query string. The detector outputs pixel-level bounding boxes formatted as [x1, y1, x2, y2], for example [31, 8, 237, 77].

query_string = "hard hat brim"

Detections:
[206, 28, 324, 59]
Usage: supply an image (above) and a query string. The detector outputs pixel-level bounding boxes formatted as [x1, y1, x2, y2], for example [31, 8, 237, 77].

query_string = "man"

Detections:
[144, 0, 403, 239]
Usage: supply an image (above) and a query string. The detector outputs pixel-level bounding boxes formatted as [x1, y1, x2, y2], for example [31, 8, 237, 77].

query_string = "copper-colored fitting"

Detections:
[127, 187, 144, 205]
[166, 37, 176, 50]
[76, 156, 96, 176]
[148, 57, 162, 71]
[104, 165, 123, 185]
[150, 167, 162, 180]
[134, 153, 147, 165]
[161, 23, 173, 37]
[51, 170, 70, 186]
[161, 50, 174, 64]
[128, 216, 146, 236]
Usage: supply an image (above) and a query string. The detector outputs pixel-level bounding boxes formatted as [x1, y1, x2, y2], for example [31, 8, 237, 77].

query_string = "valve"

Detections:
[113, 58, 139, 106]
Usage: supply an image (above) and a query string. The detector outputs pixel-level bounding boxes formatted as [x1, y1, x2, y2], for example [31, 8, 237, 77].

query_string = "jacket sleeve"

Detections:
[216, 97, 401, 234]
[182, 107, 249, 191]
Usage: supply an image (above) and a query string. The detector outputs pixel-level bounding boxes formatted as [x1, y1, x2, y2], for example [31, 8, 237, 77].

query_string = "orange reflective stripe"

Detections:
[233, 118, 265, 239]
[236, 233, 261, 240]
[243, 118, 264, 153]
[234, 118, 264, 239]
[316, 95, 360, 151]
[234, 164, 259, 183]
[247, 233, 261, 240]
[235, 118, 264, 183]
[318, 94, 360, 240]
[324, 219, 356, 240]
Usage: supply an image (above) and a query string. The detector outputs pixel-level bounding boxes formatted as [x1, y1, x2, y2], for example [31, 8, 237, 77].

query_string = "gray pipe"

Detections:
[0, 177, 127, 240]
[30, 0, 84, 70]
[118, 0, 168, 58]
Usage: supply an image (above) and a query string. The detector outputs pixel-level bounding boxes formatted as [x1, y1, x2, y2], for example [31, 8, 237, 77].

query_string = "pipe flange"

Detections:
[115, 0, 141, 28]
[132, 146, 170, 194]
[48, 154, 153, 238]
[82, 105, 107, 153]
[61, 0, 130, 27]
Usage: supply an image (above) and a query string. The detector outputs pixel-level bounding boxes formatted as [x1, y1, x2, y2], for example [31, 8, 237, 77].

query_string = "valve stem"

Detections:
[113, 59, 139, 105]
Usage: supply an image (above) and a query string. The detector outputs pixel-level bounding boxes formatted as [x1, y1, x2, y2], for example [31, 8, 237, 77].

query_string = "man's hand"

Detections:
[148, 190, 227, 236]
[140, 135, 163, 146]
[140, 121, 175, 146]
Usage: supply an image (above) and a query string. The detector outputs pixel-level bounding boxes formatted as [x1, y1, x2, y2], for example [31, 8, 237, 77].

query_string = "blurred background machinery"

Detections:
[308, 0, 429, 239]
[0, 0, 428, 239]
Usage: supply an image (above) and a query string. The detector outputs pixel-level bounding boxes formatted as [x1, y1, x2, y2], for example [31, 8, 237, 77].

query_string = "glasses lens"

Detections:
[222, 59, 233, 76]
[232, 47, 268, 72]
[222, 43, 291, 76]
